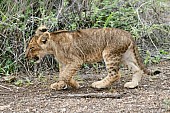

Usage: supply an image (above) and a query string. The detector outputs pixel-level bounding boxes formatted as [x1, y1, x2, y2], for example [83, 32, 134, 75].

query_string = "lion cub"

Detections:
[25, 26, 156, 90]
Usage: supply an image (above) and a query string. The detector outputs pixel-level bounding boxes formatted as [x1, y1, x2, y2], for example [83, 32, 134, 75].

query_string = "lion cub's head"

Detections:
[25, 26, 51, 63]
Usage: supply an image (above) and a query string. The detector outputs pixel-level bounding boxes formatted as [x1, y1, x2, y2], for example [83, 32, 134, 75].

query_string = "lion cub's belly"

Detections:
[85, 52, 102, 63]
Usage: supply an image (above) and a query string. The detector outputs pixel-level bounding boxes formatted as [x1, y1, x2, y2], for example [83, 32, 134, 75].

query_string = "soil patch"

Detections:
[0, 61, 170, 112]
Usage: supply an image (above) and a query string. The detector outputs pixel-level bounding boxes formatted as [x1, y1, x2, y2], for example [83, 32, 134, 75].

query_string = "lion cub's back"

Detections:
[70, 28, 132, 62]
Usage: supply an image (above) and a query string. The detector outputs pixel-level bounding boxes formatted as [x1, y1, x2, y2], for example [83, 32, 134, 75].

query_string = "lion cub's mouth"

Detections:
[33, 56, 41, 63]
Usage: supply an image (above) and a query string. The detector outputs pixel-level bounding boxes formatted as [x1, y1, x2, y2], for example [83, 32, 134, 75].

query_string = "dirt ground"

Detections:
[0, 61, 170, 113]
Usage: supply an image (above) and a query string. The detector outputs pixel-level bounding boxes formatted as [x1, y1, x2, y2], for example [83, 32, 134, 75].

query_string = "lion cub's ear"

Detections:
[39, 32, 50, 44]
[35, 25, 48, 36]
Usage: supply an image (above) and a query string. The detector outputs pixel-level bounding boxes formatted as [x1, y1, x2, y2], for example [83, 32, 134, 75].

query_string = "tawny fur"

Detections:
[25, 26, 153, 90]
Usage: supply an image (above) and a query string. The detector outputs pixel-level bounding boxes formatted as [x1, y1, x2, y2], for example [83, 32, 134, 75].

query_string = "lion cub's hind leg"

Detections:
[122, 48, 143, 88]
[91, 50, 121, 89]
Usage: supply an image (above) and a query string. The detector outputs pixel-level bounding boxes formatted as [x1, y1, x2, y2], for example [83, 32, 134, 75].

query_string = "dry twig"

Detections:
[49, 93, 123, 99]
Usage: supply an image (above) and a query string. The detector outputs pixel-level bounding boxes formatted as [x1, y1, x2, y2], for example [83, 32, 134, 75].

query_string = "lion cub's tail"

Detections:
[133, 43, 161, 75]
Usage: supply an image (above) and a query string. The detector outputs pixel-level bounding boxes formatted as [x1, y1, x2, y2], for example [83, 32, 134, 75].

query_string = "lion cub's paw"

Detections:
[91, 81, 108, 89]
[69, 79, 80, 89]
[50, 81, 67, 90]
[124, 82, 138, 89]
[72, 82, 80, 89]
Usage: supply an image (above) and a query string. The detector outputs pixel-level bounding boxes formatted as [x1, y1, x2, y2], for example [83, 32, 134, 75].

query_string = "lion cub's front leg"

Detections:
[50, 62, 81, 90]
[50, 80, 67, 90]
[50, 78, 79, 90]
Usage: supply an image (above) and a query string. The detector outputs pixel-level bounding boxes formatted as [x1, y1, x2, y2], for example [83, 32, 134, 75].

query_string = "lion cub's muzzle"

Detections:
[25, 55, 40, 63]
[33, 56, 40, 61]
